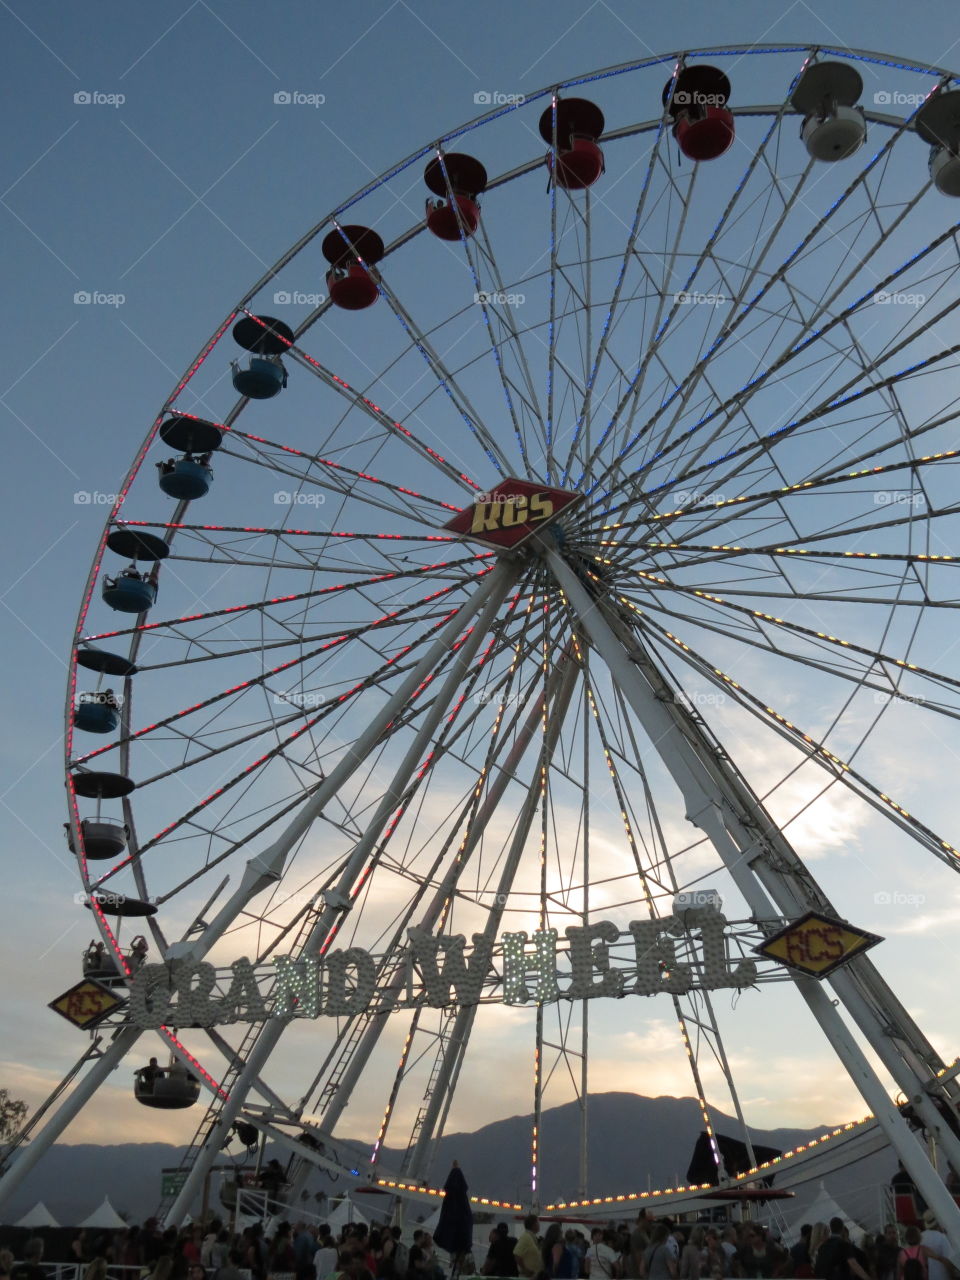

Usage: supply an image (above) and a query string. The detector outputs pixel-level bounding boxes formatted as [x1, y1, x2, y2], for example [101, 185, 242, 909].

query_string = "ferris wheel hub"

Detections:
[442, 477, 582, 549]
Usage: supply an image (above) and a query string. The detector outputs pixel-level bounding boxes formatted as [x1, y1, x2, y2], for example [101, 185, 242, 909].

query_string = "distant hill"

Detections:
[0, 1092, 895, 1229]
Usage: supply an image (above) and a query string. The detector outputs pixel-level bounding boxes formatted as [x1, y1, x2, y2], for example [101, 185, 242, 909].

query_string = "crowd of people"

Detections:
[489, 1210, 958, 1280]
[0, 1209, 956, 1280]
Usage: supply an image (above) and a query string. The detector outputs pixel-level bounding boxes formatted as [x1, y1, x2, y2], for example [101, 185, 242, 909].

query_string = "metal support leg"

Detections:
[164, 560, 518, 1225]
[0, 1027, 142, 1212]
[543, 546, 960, 1253]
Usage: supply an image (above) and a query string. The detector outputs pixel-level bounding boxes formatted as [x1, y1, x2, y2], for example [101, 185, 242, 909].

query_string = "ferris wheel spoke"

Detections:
[313, 629, 560, 1142]
[248, 323, 482, 493]
[635, 607, 960, 875]
[619, 573, 960, 714]
[627, 164, 914, 487]
[589, 110, 931, 501]
[561, 112, 678, 485]
[562, 659, 740, 1178]
[599, 242, 960, 520]
[447, 199, 547, 481]
[367, 264, 514, 477]
[632, 589, 960, 724]
[106, 592, 503, 875]
[80, 558, 490, 647]
[223, 425, 465, 518]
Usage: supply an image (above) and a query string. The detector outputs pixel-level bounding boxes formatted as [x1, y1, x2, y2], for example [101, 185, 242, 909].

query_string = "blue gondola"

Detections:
[74, 691, 121, 734]
[157, 455, 214, 500]
[231, 354, 288, 399]
[102, 568, 157, 614]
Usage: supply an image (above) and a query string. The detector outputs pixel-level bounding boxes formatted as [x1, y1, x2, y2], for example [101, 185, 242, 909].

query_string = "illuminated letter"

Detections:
[502, 928, 560, 1004]
[565, 921, 623, 999]
[218, 958, 266, 1024]
[408, 929, 495, 1006]
[274, 955, 321, 1018]
[323, 947, 377, 1015]
[129, 962, 174, 1028]
[173, 958, 219, 1026]
[668, 906, 756, 989]
[628, 918, 692, 994]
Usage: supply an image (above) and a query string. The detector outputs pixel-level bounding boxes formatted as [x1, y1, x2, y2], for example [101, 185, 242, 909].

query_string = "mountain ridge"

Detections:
[1, 1092, 894, 1229]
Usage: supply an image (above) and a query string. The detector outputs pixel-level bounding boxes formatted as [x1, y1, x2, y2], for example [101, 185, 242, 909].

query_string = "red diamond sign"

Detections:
[443, 478, 582, 550]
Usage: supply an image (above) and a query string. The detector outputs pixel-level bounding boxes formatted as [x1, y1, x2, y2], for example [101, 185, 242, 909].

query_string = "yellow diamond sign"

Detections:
[49, 979, 123, 1030]
[755, 911, 882, 978]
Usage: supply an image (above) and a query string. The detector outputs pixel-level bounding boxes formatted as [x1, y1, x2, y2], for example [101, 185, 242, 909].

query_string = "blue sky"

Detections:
[4, 0, 960, 1184]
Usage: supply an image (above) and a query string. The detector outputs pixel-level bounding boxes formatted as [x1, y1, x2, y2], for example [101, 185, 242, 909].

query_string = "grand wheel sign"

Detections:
[443, 478, 582, 549]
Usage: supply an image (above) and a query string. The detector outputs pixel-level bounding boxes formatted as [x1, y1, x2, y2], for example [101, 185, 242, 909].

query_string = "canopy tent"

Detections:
[15, 1202, 59, 1228]
[326, 1197, 368, 1232]
[79, 1197, 126, 1229]
[418, 1205, 442, 1232]
[785, 1182, 866, 1245]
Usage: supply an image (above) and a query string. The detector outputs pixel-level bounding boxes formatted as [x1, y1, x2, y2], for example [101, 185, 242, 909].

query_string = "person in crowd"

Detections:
[515, 1215, 541, 1279]
[702, 1230, 726, 1280]
[481, 1224, 518, 1278]
[790, 1226, 814, 1279]
[148, 1258, 176, 1280]
[814, 1218, 869, 1280]
[641, 1223, 678, 1280]
[734, 1224, 785, 1279]
[294, 1223, 318, 1280]
[10, 1239, 45, 1280]
[187, 1263, 206, 1280]
[314, 1228, 339, 1280]
[679, 1228, 703, 1280]
[586, 1227, 620, 1280]
[808, 1227, 830, 1276]
[898, 1226, 928, 1280]
[212, 1248, 248, 1280]
[628, 1217, 652, 1280]
[920, 1210, 957, 1280]
[84, 1260, 109, 1280]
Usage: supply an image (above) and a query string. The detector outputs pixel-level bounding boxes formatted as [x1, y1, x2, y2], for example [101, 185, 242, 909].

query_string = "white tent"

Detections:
[418, 1205, 442, 1233]
[79, 1197, 126, 1229]
[326, 1197, 368, 1232]
[15, 1202, 60, 1228]
[786, 1182, 865, 1245]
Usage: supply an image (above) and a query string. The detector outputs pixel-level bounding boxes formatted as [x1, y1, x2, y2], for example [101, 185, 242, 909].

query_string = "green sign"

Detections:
[162, 1170, 189, 1197]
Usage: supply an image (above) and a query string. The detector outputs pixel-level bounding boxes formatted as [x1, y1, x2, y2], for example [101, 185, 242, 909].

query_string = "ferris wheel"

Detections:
[6, 42, 960, 1237]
